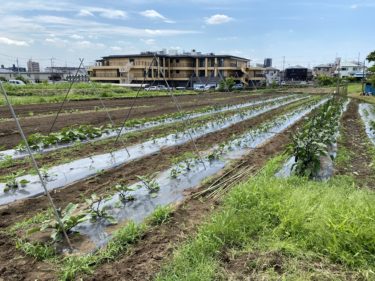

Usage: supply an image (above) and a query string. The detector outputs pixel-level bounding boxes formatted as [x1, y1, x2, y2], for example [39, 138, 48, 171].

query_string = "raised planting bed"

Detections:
[276, 97, 349, 180]
[11, 96, 328, 263]
[0, 94, 298, 161]
[0, 95, 312, 205]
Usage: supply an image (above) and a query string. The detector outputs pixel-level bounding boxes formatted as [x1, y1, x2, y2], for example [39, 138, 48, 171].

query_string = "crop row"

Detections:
[0, 94, 297, 160]
[10, 96, 328, 268]
[0, 96, 310, 203]
[288, 97, 347, 179]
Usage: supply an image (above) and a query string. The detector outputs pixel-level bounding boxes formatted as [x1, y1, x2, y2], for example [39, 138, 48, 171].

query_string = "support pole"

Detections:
[157, 59, 207, 170]
[89, 78, 131, 157]
[0, 83, 73, 250]
[49, 58, 84, 133]
[113, 56, 158, 145]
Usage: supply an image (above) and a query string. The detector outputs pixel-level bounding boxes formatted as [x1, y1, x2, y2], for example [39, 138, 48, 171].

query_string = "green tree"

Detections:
[366, 51, 375, 87]
[316, 74, 335, 86]
[15, 75, 30, 84]
[218, 77, 235, 91]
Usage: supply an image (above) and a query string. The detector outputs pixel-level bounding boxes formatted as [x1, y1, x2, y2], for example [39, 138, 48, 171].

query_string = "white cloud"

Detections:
[78, 9, 94, 17]
[140, 9, 175, 23]
[141, 38, 156, 45]
[0, 37, 29, 46]
[110, 46, 122, 51]
[205, 14, 233, 25]
[78, 7, 127, 19]
[70, 34, 84, 40]
[350, 4, 358, 9]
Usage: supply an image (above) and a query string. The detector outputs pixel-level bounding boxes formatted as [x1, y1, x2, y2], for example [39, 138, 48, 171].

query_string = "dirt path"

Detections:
[0, 93, 284, 149]
[336, 100, 375, 188]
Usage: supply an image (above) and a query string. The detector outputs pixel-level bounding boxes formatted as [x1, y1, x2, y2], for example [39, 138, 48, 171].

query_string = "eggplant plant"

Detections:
[114, 184, 136, 203]
[136, 175, 160, 197]
[85, 194, 117, 225]
[3, 171, 29, 192]
[39, 203, 87, 242]
[16, 124, 113, 151]
[288, 98, 344, 179]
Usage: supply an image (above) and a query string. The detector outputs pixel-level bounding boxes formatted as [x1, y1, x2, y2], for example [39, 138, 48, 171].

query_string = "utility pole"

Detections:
[50, 57, 55, 83]
[336, 59, 341, 95]
[16, 58, 20, 75]
[362, 59, 366, 94]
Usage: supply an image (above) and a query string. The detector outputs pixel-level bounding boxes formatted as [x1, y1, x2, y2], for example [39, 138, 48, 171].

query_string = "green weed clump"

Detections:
[156, 157, 375, 280]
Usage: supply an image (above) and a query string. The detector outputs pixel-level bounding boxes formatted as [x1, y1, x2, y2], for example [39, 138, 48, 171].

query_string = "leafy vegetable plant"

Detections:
[39, 203, 87, 242]
[85, 194, 117, 225]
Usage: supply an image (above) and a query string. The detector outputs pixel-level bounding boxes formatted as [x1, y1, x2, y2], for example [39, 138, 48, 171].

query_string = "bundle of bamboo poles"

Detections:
[194, 159, 263, 200]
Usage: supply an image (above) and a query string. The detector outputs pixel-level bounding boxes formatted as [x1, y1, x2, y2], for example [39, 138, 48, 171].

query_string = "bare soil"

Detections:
[0, 92, 284, 149]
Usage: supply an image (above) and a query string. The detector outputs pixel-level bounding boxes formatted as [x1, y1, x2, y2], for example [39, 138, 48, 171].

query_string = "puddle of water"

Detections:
[72, 97, 328, 252]
[0, 95, 298, 161]
[0, 96, 309, 206]
[359, 103, 375, 145]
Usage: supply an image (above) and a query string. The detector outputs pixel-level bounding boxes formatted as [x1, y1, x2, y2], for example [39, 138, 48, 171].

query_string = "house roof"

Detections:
[99, 52, 249, 62]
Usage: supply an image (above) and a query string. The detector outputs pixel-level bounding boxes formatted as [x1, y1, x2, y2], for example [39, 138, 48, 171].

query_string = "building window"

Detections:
[176, 70, 180, 74]
[176, 59, 180, 63]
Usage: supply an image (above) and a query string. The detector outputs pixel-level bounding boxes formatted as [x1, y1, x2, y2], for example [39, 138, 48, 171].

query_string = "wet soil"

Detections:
[336, 100, 375, 188]
[0, 92, 284, 149]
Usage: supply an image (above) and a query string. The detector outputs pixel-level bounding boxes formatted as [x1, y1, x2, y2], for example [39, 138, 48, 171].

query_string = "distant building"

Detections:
[44, 66, 87, 75]
[89, 50, 264, 87]
[27, 60, 40, 72]
[44, 66, 88, 82]
[285, 65, 310, 81]
[264, 58, 272, 68]
[0, 64, 26, 73]
[264, 67, 280, 85]
[313, 63, 336, 77]
[335, 62, 367, 79]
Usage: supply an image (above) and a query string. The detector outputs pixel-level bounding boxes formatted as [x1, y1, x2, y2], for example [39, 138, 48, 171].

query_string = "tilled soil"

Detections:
[0, 92, 284, 149]
[0, 98, 312, 281]
[336, 100, 375, 188]
[0, 97, 306, 177]
[85, 106, 313, 281]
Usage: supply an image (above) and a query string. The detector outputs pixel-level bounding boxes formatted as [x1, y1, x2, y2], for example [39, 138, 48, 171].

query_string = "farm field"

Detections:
[0, 88, 374, 281]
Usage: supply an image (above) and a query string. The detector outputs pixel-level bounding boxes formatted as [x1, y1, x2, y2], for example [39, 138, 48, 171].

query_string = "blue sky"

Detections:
[0, 0, 374, 69]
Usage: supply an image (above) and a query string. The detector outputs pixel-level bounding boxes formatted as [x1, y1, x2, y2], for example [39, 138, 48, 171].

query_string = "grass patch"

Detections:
[156, 156, 375, 280]
[148, 205, 173, 226]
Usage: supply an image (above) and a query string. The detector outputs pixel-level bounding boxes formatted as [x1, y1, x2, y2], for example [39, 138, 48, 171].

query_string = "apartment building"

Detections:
[89, 50, 264, 87]
[27, 60, 40, 72]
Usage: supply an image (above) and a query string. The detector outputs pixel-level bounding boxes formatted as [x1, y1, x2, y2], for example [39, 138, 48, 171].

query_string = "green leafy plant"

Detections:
[40, 203, 87, 242]
[288, 98, 344, 178]
[85, 194, 117, 225]
[136, 175, 160, 197]
[114, 184, 136, 202]
[3, 171, 29, 192]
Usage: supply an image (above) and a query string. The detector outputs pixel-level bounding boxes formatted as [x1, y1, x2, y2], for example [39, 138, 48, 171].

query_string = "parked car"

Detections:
[145, 86, 158, 91]
[194, 85, 205, 91]
[204, 85, 216, 91]
[8, 79, 25, 86]
[176, 87, 186, 91]
[280, 81, 286, 86]
[232, 84, 244, 90]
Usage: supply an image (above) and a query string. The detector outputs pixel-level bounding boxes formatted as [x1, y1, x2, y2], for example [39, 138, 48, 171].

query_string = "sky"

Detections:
[0, 0, 374, 70]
